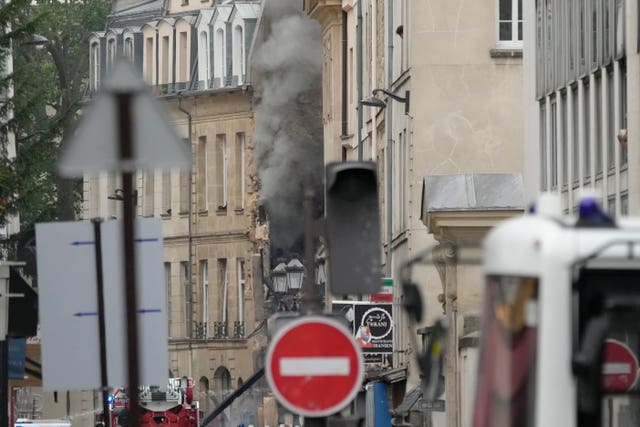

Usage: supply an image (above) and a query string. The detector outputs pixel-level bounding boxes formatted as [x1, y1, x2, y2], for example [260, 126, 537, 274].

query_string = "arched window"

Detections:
[233, 25, 244, 85]
[199, 31, 210, 89]
[90, 42, 100, 91]
[213, 366, 231, 396]
[124, 37, 133, 62]
[107, 38, 116, 71]
[215, 28, 225, 85]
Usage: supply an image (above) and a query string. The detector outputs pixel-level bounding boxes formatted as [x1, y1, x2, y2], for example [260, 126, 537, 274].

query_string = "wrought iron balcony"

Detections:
[214, 321, 228, 339]
[233, 321, 245, 338]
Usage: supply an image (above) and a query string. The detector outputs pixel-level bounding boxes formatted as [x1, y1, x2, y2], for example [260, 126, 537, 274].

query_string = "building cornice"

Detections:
[305, 0, 342, 30]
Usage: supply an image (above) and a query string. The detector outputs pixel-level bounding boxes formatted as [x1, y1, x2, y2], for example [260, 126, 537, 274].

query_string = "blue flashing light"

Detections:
[576, 196, 615, 227]
[106, 395, 114, 404]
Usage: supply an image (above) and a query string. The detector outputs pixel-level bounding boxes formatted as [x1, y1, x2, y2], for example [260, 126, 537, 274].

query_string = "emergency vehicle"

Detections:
[105, 378, 200, 427]
[473, 194, 640, 427]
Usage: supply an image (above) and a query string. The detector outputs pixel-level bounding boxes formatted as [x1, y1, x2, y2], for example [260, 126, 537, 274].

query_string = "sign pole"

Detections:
[116, 92, 141, 427]
[91, 219, 111, 426]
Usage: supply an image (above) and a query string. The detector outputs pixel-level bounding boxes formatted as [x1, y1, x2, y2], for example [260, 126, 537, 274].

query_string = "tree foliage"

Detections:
[1, 0, 112, 251]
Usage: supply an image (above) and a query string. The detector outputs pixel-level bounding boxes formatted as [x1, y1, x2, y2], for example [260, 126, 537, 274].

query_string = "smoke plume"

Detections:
[252, 0, 324, 250]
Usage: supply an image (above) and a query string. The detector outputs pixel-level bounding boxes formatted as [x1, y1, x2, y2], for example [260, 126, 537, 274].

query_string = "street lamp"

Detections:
[286, 258, 304, 292]
[272, 263, 288, 294]
[360, 88, 410, 115]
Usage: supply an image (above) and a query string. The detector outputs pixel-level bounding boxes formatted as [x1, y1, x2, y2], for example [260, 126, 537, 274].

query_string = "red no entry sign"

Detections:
[265, 316, 364, 417]
[601, 339, 639, 392]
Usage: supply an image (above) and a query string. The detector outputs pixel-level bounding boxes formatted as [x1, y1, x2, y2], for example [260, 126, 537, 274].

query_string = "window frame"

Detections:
[496, 0, 523, 49]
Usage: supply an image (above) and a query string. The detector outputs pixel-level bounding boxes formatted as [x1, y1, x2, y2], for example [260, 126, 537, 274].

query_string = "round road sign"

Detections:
[265, 316, 364, 417]
[601, 339, 639, 392]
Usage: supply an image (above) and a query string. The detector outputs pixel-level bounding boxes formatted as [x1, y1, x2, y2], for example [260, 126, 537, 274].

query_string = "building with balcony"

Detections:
[84, 0, 267, 417]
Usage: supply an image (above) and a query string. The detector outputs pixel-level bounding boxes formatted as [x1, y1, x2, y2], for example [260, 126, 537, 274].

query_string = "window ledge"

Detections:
[178, 211, 189, 217]
[216, 208, 227, 216]
[489, 48, 523, 58]
[234, 208, 244, 215]
[198, 210, 208, 217]
[160, 213, 171, 219]
[340, 133, 354, 140]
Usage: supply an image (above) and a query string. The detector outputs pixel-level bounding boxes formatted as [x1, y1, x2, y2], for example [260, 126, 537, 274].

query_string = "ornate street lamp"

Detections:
[272, 263, 288, 293]
[286, 258, 304, 292]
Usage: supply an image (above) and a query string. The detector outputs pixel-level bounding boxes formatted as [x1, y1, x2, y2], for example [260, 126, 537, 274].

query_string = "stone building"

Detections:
[523, 0, 630, 214]
[85, 1, 267, 423]
[305, 1, 524, 426]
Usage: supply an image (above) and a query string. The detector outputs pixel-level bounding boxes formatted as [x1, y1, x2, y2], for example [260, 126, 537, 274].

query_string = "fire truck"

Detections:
[106, 378, 200, 427]
[473, 194, 640, 427]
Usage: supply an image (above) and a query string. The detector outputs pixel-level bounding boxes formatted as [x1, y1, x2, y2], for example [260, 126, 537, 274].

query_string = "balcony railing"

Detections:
[192, 321, 246, 340]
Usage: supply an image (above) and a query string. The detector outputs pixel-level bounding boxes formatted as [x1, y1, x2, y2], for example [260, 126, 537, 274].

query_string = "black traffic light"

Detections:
[325, 161, 381, 295]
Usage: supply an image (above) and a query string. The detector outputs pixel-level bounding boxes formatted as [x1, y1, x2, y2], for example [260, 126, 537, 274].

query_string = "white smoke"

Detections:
[252, 0, 324, 249]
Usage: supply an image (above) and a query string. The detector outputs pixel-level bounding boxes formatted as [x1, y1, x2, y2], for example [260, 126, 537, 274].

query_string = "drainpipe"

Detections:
[386, 0, 393, 277]
[357, 0, 363, 161]
[177, 92, 194, 376]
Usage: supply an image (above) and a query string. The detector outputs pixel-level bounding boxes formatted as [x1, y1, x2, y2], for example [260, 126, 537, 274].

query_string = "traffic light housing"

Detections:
[325, 161, 381, 295]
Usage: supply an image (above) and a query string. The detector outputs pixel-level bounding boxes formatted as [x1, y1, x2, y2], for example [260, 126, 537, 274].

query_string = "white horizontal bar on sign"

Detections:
[279, 357, 350, 376]
[602, 363, 632, 375]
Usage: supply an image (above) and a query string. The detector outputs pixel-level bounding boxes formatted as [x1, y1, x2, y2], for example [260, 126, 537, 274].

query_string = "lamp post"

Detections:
[285, 258, 304, 292]
[272, 263, 288, 294]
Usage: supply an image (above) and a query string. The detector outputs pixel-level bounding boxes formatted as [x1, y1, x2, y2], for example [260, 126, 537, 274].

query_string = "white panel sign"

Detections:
[36, 218, 168, 390]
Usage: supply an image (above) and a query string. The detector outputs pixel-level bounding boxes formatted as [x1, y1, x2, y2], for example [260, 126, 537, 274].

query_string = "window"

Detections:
[178, 32, 188, 83]
[144, 171, 154, 217]
[237, 259, 245, 327]
[90, 42, 100, 91]
[233, 25, 244, 85]
[145, 37, 154, 83]
[607, 67, 615, 170]
[621, 192, 628, 215]
[536, 0, 545, 97]
[545, 0, 554, 91]
[218, 259, 228, 324]
[107, 38, 116, 72]
[583, 80, 591, 181]
[165, 263, 172, 336]
[614, 0, 624, 58]
[603, 0, 612, 63]
[591, 0, 600, 70]
[571, 86, 579, 182]
[540, 102, 547, 190]
[395, 130, 407, 231]
[595, 74, 602, 175]
[498, 0, 523, 48]
[561, 92, 568, 187]
[215, 28, 225, 85]
[197, 136, 208, 212]
[199, 31, 210, 89]
[619, 61, 627, 166]
[180, 139, 190, 213]
[550, 97, 558, 190]
[161, 35, 170, 84]
[162, 171, 171, 215]
[200, 260, 209, 325]
[181, 261, 191, 337]
[215, 134, 227, 210]
[124, 37, 134, 62]
[234, 133, 245, 210]
[214, 366, 231, 396]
